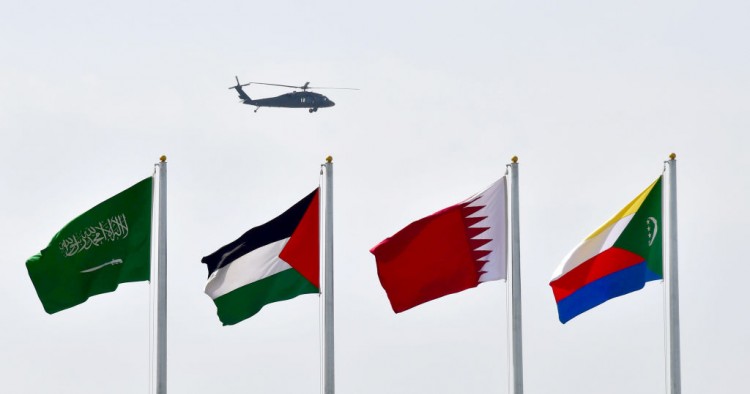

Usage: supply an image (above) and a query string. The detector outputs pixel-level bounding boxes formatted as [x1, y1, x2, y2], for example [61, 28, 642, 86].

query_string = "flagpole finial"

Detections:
[511, 155, 518, 163]
[326, 155, 333, 163]
[669, 153, 676, 160]
[160, 155, 167, 162]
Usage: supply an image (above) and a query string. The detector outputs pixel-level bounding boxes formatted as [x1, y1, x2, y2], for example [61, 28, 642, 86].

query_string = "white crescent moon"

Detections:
[647, 217, 658, 246]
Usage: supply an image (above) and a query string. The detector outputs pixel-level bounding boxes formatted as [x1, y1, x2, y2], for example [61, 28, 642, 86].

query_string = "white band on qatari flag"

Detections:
[466, 177, 508, 283]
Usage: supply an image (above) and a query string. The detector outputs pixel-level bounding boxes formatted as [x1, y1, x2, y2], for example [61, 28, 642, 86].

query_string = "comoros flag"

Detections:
[371, 177, 508, 313]
[202, 189, 319, 326]
[550, 177, 663, 323]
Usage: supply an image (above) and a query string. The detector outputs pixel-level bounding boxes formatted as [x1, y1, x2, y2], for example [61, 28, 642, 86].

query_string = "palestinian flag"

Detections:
[371, 177, 508, 313]
[550, 177, 663, 323]
[202, 189, 320, 326]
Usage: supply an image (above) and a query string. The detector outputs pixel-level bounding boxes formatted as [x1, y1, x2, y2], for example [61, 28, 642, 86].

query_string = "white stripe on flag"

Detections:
[205, 238, 293, 299]
[550, 214, 634, 281]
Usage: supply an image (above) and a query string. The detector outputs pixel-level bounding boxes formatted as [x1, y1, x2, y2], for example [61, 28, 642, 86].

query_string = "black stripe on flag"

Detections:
[201, 189, 318, 277]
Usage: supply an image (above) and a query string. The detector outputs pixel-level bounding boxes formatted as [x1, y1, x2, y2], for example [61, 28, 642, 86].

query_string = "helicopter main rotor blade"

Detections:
[235, 81, 360, 91]
[307, 86, 360, 90]
[247, 82, 304, 89]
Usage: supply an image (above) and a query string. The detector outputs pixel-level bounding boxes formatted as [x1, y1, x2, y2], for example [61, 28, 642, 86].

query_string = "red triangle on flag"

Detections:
[280, 189, 320, 289]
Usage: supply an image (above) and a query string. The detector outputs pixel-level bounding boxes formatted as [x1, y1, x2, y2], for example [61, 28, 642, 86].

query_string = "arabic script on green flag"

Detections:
[27, 177, 153, 314]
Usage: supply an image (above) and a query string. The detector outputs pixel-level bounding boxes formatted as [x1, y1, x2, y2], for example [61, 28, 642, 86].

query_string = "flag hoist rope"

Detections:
[148, 164, 157, 394]
[507, 156, 524, 394]
[664, 154, 681, 394]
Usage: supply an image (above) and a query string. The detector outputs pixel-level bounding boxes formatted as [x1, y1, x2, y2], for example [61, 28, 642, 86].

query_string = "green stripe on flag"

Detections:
[213, 268, 318, 326]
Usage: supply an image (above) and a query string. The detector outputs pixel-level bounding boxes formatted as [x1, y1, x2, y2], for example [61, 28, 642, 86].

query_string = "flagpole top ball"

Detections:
[669, 153, 676, 160]
[511, 156, 518, 163]
[326, 156, 333, 163]
[160, 155, 167, 162]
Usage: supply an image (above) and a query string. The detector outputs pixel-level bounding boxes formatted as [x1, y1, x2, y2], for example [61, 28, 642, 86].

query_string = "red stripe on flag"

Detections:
[550, 247, 644, 302]
[279, 189, 320, 289]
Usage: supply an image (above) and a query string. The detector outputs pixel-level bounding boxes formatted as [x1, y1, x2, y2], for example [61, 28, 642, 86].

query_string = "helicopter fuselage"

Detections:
[244, 91, 335, 110]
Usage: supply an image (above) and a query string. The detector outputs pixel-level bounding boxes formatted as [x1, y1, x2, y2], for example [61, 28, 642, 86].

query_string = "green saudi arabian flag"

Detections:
[26, 177, 153, 314]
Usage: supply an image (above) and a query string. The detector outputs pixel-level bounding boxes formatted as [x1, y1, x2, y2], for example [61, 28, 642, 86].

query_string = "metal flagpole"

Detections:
[664, 153, 681, 394]
[156, 156, 168, 394]
[507, 156, 524, 394]
[322, 156, 335, 394]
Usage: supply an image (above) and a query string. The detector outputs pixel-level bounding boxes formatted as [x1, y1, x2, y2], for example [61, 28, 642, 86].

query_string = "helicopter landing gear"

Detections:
[254, 107, 260, 113]
[309, 108, 318, 113]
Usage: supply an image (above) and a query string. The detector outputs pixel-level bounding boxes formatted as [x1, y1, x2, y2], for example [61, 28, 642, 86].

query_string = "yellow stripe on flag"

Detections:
[585, 178, 660, 240]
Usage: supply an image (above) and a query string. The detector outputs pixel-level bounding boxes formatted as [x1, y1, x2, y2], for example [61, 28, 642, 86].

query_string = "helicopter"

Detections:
[229, 76, 358, 113]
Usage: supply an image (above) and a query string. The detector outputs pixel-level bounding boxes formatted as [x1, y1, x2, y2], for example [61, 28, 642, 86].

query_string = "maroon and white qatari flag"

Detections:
[370, 177, 508, 313]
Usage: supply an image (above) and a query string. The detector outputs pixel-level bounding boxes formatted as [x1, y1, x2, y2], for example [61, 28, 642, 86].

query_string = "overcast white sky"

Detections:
[1, 1, 748, 393]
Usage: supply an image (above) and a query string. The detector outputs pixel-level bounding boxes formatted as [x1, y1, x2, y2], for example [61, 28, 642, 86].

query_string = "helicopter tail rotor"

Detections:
[229, 75, 252, 90]
[229, 76, 252, 101]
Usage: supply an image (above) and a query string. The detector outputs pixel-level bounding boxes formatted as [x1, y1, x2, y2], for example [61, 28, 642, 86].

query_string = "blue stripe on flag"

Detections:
[556, 261, 660, 323]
